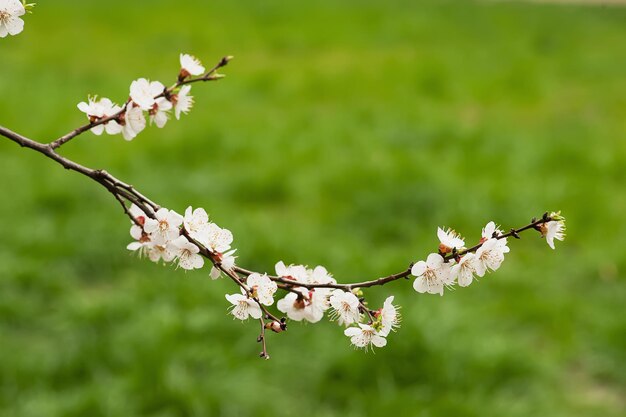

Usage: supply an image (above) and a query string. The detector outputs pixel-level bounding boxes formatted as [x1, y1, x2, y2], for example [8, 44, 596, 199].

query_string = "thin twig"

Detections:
[49, 56, 232, 150]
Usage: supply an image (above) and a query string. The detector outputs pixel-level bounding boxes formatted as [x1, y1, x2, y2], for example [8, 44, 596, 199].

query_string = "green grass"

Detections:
[1, 0, 625, 416]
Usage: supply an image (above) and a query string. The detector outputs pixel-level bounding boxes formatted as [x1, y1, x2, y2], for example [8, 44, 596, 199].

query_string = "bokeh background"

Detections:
[1, 1, 625, 416]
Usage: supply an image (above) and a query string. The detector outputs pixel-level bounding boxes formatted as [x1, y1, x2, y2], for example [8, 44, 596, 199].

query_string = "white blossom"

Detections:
[329, 290, 361, 326]
[437, 227, 465, 253]
[121, 105, 146, 141]
[307, 265, 336, 285]
[143, 208, 183, 244]
[225, 293, 262, 320]
[127, 224, 152, 255]
[275, 263, 333, 322]
[129, 203, 150, 223]
[275, 261, 308, 283]
[180, 53, 205, 76]
[149, 97, 173, 128]
[183, 206, 210, 241]
[168, 235, 204, 270]
[127, 224, 175, 263]
[276, 291, 308, 321]
[482, 221, 503, 240]
[0, 0, 25, 38]
[411, 253, 452, 295]
[247, 273, 277, 306]
[204, 223, 233, 253]
[450, 253, 477, 287]
[377, 295, 400, 337]
[540, 214, 566, 250]
[77, 97, 123, 135]
[145, 243, 176, 263]
[474, 238, 508, 277]
[210, 249, 237, 279]
[277, 288, 328, 323]
[174, 85, 194, 119]
[344, 324, 387, 350]
[305, 288, 331, 322]
[129, 78, 165, 111]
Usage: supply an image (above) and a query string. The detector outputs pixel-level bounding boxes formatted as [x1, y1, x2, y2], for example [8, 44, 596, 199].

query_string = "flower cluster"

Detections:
[411, 213, 566, 296]
[126, 204, 236, 277]
[222, 258, 403, 351]
[77, 54, 206, 141]
[225, 273, 278, 320]
[275, 263, 336, 323]
[342, 295, 401, 350]
[411, 223, 511, 295]
[0, 10, 569, 359]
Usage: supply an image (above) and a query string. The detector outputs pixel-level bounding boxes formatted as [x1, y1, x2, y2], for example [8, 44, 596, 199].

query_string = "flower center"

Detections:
[158, 220, 169, 231]
[0, 11, 9, 22]
[424, 268, 438, 281]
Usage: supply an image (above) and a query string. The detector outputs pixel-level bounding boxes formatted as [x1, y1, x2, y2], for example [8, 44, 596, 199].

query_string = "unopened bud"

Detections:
[265, 321, 284, 333]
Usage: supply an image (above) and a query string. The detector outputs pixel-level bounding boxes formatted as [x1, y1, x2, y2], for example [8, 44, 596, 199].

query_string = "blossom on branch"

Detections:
[277, 289, 329, 323]
[149, 97, 173, 129]
[540, 212, 566, 250]
[437, 227, 465, 254]
[127, 224, 176, 263]
[210, 249, 237, 279]
[0, 0, 25, 38]
[121, 105, 146, 141]
[411, 253, 452, 295]
[377, 295, 401, 337]
[168, 235, 204, 270]
[143, 208, 183, 244]
[482, 221, 503, 241]
[183, 206, 210, 240]
[275, 261, 308, 282]
[247, 273, 277, 306]
[275, 261, 335, 322]
[180, 53, 205, 77]
[128, 203, 151, 225]
[130, 78, 165, 111]
[329, 289, 361, 326]
[173, 85, 194, 119]
[344, 324, 387, 350]
[474, 237, 509, 277]
[450, 252, 478, 287]
[225, 293, 262, 320]
[77, 97, 123, 135]
[204, 223, 234, 253]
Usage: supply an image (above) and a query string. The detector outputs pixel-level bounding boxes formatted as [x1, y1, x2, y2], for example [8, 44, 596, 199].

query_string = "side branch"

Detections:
[48, 55, 232, 150]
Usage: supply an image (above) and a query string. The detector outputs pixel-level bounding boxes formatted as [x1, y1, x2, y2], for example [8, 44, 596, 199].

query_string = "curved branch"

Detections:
[1, 122, 556, 296]
[0, 53, 563, 359]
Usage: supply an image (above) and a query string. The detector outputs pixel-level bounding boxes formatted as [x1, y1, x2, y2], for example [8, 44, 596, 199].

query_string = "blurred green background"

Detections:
[1, 0, 625, 416]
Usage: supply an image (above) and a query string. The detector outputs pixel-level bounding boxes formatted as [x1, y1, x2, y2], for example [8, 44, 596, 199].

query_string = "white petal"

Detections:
[371, 335, 387, 348]
[6, 17, 24, 36]
[247, 302, 263, 319]
[344, 327, 361, 337]
[411, 261, 427, 276]
[127, 242, 142, 251]
[426, 253, 444, 268]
